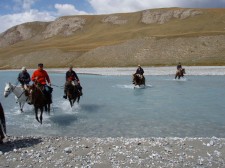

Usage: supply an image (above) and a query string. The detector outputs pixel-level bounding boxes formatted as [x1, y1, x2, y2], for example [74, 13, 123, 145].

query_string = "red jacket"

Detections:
[31, 69, 51, 85]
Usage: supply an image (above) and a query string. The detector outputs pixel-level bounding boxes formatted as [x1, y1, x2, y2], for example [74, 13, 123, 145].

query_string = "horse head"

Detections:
[4, 83, 13, 97]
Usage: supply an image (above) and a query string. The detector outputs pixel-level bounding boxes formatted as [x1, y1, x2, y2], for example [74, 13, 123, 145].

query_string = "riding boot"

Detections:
[63, 90, 67, 99]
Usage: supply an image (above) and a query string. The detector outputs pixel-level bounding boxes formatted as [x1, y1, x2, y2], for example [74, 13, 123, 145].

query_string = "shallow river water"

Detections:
[0, 70, 225, 138]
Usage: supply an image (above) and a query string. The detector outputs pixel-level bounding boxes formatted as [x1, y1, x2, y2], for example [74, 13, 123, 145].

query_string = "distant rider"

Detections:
[133, 65, 145, 84]
[18, 67, 30, 89]
[135, 65, 144, 76]
[177, 62, 182, 72]
[63, 65, 83, 99]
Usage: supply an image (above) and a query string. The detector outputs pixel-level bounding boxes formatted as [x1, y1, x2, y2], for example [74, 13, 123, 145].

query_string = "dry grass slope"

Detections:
[1, 8, 225, 68]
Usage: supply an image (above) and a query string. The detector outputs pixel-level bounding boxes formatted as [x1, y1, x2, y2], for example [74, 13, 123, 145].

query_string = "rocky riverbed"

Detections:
[0, 136, 225, 168]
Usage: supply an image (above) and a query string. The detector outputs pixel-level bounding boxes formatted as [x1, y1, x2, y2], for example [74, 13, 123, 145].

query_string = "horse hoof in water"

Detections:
[36, 117, 40, 123]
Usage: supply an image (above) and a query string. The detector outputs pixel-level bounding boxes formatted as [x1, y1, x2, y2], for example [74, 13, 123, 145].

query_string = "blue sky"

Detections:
[1, 0, 225, 33]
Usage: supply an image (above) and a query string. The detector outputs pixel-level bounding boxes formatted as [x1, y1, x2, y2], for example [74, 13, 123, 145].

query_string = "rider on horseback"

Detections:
[31, 63, 52, 103]
[136, 65, 144, 76]
[18, 67, 30, 89]
[133, 65, 144, 84]
[177, 62, 183, 72]
[63, 65, 83, 99]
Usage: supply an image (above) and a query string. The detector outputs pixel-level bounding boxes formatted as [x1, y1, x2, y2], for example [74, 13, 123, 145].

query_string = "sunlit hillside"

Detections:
[1, 8, 225, 68]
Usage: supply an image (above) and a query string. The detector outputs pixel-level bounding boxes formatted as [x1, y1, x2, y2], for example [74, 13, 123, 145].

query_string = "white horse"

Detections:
[4, 83, 30, 112]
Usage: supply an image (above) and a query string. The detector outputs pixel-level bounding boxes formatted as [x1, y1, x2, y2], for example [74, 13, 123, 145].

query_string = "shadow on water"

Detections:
[81, 104, 103, 113]
[50, 115, 78, 126]
[0, 137, 42, 153]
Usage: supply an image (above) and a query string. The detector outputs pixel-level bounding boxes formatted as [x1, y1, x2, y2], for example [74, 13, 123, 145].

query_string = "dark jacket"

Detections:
[136, 67, 144, 75]
[18, 71, 31, 85]
[177, 64, 182, 70]
[66, 70, 79, 81]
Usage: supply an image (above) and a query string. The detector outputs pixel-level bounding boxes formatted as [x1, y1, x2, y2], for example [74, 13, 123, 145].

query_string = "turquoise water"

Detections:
[1, 71, 225, 138]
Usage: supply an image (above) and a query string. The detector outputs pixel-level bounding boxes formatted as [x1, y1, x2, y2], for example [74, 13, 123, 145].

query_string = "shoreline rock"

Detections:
[0, 136, 225, 167]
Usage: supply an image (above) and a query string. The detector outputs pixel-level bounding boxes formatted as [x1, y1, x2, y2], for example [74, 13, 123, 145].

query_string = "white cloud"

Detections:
[88, 0, 179, 14]
[0, 3, 89, 33]
[55, 4, 88, 16]
[88, 0, 225, 14]
[0, 10, 55, 33]
[13, 0, 37, 11]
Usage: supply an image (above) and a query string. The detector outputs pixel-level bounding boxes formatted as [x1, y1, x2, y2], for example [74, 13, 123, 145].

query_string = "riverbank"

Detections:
[0, 136, 225, 167]
[1, 66, 225, 76]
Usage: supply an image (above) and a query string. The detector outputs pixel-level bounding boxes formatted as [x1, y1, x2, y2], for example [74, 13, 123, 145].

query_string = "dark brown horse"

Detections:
[66, 81, 80, 107]
[133, 74, 145, 87]
[0, 102, 6, 144]
[30, 84, 52, 124]
[175, 68, 186, 79]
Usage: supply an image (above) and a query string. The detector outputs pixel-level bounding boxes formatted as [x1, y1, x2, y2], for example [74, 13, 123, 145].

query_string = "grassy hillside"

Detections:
[1, 8, 225, 68]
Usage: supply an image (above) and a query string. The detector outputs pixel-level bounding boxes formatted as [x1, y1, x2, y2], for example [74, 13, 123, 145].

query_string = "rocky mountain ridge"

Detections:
[0, 8, 225, 68]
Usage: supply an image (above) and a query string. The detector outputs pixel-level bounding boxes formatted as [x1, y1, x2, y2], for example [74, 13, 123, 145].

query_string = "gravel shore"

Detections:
[0, 136, 225, 168]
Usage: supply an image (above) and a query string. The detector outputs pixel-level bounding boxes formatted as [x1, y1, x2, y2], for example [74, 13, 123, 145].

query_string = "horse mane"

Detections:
[31, 84, 46, 107]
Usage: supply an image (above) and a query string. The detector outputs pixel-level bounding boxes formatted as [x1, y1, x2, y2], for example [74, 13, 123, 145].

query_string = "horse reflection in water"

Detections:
[66, 81, 80, 107]
[175, 68, 186, 79]
[132, 74, 146, 88]
[0, 102, 6, 144]
[30, 84, 52, 124]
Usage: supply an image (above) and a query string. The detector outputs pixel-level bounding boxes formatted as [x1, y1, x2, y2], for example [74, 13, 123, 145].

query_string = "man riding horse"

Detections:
[63, 65, 83, 99]
[31, 63, 52, 102]
[18, 67, 31, 89]
[31, 63, 52, 123]
[133, 65, 145, 86]
[18, 67, 31, 98]
[175, 62, 185, 79]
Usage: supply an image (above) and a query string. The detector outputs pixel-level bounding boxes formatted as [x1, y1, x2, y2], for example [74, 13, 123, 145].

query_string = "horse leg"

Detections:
[77, 96, 80, 103]
[175, 74, 177, 79]
[40, 107, 43, 124]
[19, 102, 24, 112]
[44, 105, 47, 112]
[35, 107, 40, 123]
[47, 104, 50, 114]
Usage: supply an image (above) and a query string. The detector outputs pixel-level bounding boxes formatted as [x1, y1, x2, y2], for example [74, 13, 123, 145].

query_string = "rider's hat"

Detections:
[21, 67, 26, 71]
[38, 63, 43, 67]
[138, 64, 141, 67]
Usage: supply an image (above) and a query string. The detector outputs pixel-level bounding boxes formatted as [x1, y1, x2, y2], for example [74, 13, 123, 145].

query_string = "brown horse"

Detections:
[30, 84, 52, 124]
[0, 102, 6, 144]
[133, 74, 145, 87]
[175, 68, 186, 79]
[66, 81, 80, 107]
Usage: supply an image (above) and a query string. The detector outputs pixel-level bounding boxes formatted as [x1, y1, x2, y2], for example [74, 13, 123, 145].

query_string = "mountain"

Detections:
[1, 8, 225, 69]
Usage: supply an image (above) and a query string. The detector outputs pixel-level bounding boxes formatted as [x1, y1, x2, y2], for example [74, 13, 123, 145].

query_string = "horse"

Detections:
[132, 74, 145, 87]
[175, 68, 186, 79]
[66, 81, 80, 107]
[0, 102, 6, 144]
[30, 84, 52, 124]
[4, 83, 31, 112]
